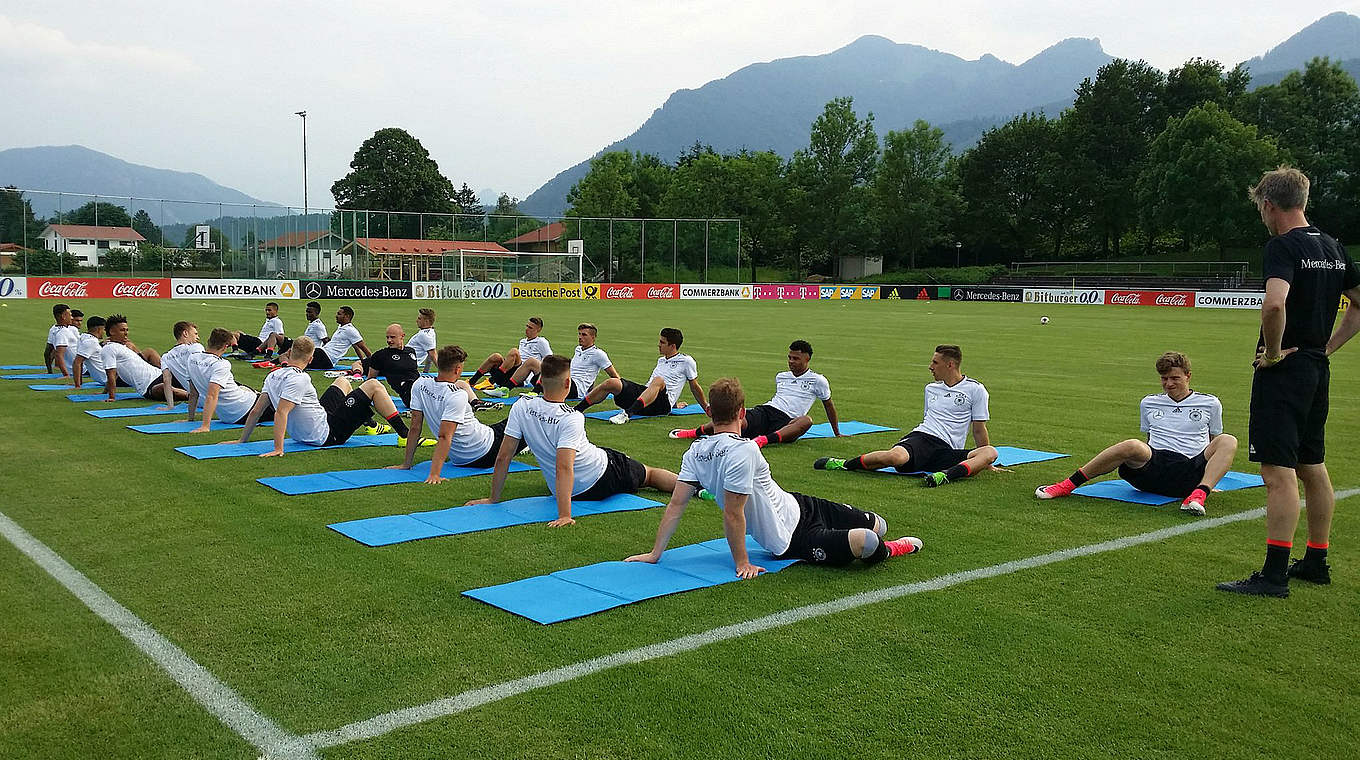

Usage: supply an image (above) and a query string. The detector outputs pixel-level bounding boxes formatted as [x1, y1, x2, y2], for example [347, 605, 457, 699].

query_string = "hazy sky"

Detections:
[2, 1, 1356, 207]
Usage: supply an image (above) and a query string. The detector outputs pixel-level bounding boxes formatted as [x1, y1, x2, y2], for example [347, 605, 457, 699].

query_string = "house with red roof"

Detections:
[340, 237, 513, 281]
[39, 224, 145, 266]
[259, 229, 346, 275]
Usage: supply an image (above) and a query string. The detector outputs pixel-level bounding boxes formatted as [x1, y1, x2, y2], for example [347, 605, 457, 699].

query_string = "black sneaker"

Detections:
[1287, 558, 1331, 585]
[1216, 571, 1289, 598]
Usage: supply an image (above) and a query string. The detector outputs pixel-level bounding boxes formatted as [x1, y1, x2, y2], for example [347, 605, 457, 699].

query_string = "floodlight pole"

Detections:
[296, 110, 308, 276]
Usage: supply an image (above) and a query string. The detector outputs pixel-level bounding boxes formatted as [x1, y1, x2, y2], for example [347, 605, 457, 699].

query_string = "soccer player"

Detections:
[301, 305, 372, 370]
[575, 327, 708, 424]
[351, 323, 421, 408]
[471, 316, 550, 395]
[277, 301, 328, 354]
[233, 302, 285, 358]
[1034, 352, 1237, 515]
[813, 344, 996, 487]
[158, 321, 204, 409]
[391, 345, 528, 483]
[518, 322, 618, 399]
[627, 377, 921, 575]
[1218, 167, 1360, 597]
[100, 314, 185, 402]
[184, 328, 275, 431]
[230, 336, 409, 455]
[467, 354, 677, 527]
[45, 303, 78, 376]
[406, 308, 438, 370]
[70, 315, 108, 387]
[670, 339, 839, 447]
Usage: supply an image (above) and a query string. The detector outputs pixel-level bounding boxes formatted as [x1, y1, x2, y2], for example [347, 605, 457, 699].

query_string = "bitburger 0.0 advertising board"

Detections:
[413, 281, 513, 299]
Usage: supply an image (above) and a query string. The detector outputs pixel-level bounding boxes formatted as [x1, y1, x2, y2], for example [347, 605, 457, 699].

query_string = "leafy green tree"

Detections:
[130, 209, 162, 244]
[104, 247, 135, 271]
[1163, 58, 1249, 119]
[1136, 103, 1281, 254]
[331, 128, 457, 239]
[21, 248, 80, 274]
[661, 149, 791, 278]
[565, 152, 639, 218]
[1065, 59, 1168, 255]
[450, 183, 485, 238]
[0, 187, 45, 247]
[137, 243, 191, 273]
[61, 201, 132, 228]
[873, 120, 957, 269]
[786, 97, 879, 276]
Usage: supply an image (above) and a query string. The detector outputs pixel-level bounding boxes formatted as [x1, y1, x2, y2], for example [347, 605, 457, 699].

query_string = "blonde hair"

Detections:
[1249, 166, 1309, 211]
[289, 336, 315, 362]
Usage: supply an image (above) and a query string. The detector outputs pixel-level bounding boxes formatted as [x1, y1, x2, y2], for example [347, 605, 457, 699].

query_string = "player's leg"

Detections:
[471, 352, 503, 387]
[1037, 439, 1152, 499]
[642, 465, 677, 493]
[354, 377, 410, 437]
[814, 444, 911, 472]
[1290, 463, 1334, 584]
[1180, 434, 1239, 515]
[576, 376, 624, 411]
[923, 445, 997, 487]
[510, 356, 540, 386]
[140, 347, 162, 366]
[500, 349, 521, 373]
[787, 495, 919, 565]
[761, 414, 812, 446]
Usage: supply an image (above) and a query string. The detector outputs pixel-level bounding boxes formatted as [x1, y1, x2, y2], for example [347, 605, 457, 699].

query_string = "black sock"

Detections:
[471, 372, 484, 383]
[767, 430, 782, 444]
[626, 400, 648, 416]
[574, 399, 592, 412]
[385, 411, 409, 437]
[844, 455, 866, 471]
[1304, 544, 1329, 565]
[1193, 483, 1211, 498]
[944, 463, 970, 481]
[1263, 543, 1291, 583]
[1069, 468, 1089, 487]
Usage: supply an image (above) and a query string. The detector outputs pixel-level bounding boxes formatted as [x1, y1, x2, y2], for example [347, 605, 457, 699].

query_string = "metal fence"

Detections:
[0, 188, 743, 282]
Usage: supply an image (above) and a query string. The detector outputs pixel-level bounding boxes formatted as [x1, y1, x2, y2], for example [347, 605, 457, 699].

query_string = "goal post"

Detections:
[445, 247, 584, 285]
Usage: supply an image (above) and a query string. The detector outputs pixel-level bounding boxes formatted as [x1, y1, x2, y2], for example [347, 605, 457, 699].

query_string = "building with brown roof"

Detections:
[39, 224, 145, 267]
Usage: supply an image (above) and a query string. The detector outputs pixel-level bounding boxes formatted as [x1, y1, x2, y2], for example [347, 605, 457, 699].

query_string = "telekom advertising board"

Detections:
[753, 284, 820, 300]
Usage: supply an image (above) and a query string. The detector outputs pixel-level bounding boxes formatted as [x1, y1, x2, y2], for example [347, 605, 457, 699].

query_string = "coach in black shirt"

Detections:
[358, 323, 421, 408]
[1218, 167, 1360, 598]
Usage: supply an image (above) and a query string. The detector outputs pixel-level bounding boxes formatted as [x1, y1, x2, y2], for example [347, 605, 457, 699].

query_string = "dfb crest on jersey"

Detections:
[953, 394, 966, 406]
[811, 547, 828, 562]
[344, 396, 356, 407]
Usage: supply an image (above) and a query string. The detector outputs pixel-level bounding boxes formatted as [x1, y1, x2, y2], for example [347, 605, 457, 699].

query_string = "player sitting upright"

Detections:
[230, 336, 409, 455]
[232, 302, 285, 358]
[670, 339, 839, 447]
[467, 354, 677, 527]
[70, 315, 107, 387]
[99, 314, 185, 402]
[627, 377, 921, 576]
[184, 328, 274, 431]
[574, 327, 708, 424]
[300, 305, 372, 369]
[1035, 351, 1237, 516]
[351, 323, 421, 408]
[406, 307, 438, 371]
[391, 345, 528, 482]
[46, 303, 78, 376]
[158, 321, 204, 409]
[472, 316, 551, 396]
[814, 344, 997, 487]
[518, 322, 618, 399]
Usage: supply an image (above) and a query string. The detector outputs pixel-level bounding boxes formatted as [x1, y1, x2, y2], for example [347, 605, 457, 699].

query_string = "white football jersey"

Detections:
[571, 345, 612, 392]
[187, 352, 258, 424]
[75, 333, 107, 377]
[262, 367, 328, 445]
[258, 316, 284, 343]
[649, 353, 699, 407]
[407, 328, 437, 361]
[1140, 391, 1223, 457]
[323, 323, 364, 363]
[678, 433, 800, 555]
[409, 377, 494, 465]
[303, 319, 329, 342]
[518, 335, 551, 362]
[161, 342, 204, 385]
[49, 324, 78, 367]
[766, 370, 831, 418]
[912, 376, 989, 450]
[99, 342, 162, 394]
[504, 396, 606, 496]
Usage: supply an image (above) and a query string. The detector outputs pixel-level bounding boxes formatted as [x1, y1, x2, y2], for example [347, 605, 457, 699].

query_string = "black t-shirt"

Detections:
[1259, 226, 1360, 355]
[362, 348, 419, 399]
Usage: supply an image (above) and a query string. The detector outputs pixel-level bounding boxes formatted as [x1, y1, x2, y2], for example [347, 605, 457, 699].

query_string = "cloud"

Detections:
[0, 16, 201, 77]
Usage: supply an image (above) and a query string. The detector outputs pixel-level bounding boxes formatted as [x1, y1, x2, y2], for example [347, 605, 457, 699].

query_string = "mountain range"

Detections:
[2, 12, 1357, 225]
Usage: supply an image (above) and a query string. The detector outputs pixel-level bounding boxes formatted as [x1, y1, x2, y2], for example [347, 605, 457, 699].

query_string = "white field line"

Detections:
[299, 486, 1360, 752]
[0, 511, 317, 760]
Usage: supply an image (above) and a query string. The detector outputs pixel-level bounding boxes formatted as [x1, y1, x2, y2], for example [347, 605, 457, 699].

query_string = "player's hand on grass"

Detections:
[735, 562, 766, 579]
[259, 450, 284, 458]
[424, 473, 446, 485]
[625, 551, 660, 564]
[189, 425, 211, 434]
[156, 405, 175, 411]
[547, 516, 576, 528]
[465, 497, 493, 506]
[384, 463, 411, 470]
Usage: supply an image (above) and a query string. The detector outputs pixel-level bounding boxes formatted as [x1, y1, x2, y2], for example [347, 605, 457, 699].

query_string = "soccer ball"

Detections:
[1040, 316, 1050, 325]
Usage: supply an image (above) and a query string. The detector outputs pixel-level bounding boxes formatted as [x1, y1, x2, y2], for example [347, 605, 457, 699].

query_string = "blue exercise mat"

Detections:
[68, 392, 144, 402]
[585, 405, 706, 421]
[128, 420, 273, 434]
[85, 403, 190, 419]
[893, 445, 1067, 475]
[30, 382, 103, 390]
[801, 421, 899, 439]
[475, 395, 522, 406]
[1, 365, 48, 371]
[1073, 470, 1265, 505]
[174, 433, 401, 460]
[463, 536, 800, 624]
[3, 373, 64, 379]
[328, 492, 664, 546]
[259, 458, 534, 495]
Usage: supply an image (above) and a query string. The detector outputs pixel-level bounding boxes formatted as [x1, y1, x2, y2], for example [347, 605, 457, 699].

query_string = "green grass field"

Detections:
[2, 297, 1357, 759]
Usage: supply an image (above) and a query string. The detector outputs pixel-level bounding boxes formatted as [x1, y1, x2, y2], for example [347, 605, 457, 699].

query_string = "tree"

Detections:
[61, 201, 132, 228]
[1136, 103, 1281, 254]
[785, 97, 879, 275]
[330, 128, 457, 239]
[20, 249, 79, 274]
[450, 183, 485, 238]
[137, 243, 191, 273]
[130, 209, 162, 244]
[660, 149, 792, 278]
[1163, 58, 1249, 119]
[1065, 59, 1168, 255]
[873, 120, 957, 269]
[565, 152, 640, 218]
[0, 187, 45, 247]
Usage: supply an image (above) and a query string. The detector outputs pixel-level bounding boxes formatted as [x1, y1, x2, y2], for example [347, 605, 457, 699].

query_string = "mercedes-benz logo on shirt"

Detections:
[304, 282, 322, 299]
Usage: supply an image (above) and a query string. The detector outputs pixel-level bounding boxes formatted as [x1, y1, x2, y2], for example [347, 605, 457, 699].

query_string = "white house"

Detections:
[40, 225, 146, 266]
[259, 230, 347, 276]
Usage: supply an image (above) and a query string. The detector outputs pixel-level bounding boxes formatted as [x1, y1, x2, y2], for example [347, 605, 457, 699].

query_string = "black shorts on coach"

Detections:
[1249, 353, 1328, 468]
[893, 431, 969, 473]
[1120, 448, 1208, 498]
[575, 447, 647, 501]
[778, 493, 878, 566]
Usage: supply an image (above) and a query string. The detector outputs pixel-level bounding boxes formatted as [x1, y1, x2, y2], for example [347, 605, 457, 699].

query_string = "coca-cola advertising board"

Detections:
[1104, 290, 1194, 307]
[601, 283, 679, 299]
[28, 277, 170, 299]
[753, 284, 819, 300]
[0, 276, 26, 299]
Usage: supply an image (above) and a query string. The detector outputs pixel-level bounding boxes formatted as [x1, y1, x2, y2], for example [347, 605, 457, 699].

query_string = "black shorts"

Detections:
[1249, 354, 1329, 467]
[319, 385, 375, 445]
[614, 378, 672, 416]
[531, 379, 587, 399]
[463, 418, 528, 469]
[307, 348, 334, 370]
[893, 431, 969, 473]
[230, 404, 276, 425]
[390, 378, 415, 409]
[575, 447, 648, 501]
[1120, 448, 1208, 498]
[778, 492, 879, 566]
[744, 404, 794, 439]
[488, 363, 521, 388]
[237, 334, 265, 355]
